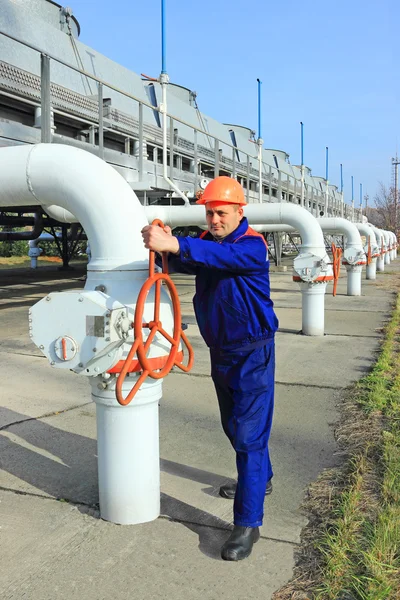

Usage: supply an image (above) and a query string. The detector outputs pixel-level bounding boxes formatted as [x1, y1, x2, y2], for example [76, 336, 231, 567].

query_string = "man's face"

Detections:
[205, 202, 243, 239]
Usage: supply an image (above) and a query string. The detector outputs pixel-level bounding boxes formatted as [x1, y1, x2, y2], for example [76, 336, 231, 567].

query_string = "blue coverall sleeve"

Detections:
[176, 236, 267, 273]
[155, 251, 198, 275]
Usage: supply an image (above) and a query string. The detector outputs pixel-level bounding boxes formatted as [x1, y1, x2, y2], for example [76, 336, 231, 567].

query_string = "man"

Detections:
[141, 176, 278, 561]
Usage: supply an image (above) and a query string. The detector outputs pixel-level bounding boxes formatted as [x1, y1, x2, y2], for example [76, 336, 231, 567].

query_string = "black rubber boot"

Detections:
[219, 479, 273, 500]
[221, 526, 260, 561]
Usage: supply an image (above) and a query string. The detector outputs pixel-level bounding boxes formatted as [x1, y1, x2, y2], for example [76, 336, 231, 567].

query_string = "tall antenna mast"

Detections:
[392, 155, 399, 234]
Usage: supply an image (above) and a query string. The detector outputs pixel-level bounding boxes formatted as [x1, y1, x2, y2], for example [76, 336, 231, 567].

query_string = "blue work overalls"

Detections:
[167, 217, 278, 527]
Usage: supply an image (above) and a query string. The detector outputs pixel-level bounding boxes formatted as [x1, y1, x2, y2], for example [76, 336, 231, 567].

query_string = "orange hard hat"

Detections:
[196, 176, 247, 206]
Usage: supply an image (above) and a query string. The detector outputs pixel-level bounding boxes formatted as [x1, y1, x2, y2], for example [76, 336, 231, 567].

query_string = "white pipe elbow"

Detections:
[0, 144, 148, 272]
[317, 218, 366, 265]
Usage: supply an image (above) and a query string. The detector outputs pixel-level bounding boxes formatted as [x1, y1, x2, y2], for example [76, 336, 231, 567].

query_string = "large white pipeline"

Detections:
[145, 203, 332, 336]
[215, 217, 366, 296]
[0, 143, 175, 526]
[354, 223, 379, 280]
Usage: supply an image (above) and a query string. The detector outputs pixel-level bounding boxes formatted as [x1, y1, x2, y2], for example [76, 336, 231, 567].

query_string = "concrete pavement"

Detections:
[0, 261, 398, 599]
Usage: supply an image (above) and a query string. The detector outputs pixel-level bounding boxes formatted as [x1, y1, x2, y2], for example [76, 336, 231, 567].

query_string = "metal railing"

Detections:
[0, 29, 361, 221]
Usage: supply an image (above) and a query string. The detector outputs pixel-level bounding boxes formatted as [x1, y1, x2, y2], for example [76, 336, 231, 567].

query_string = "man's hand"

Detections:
[141, 225, 180, 254]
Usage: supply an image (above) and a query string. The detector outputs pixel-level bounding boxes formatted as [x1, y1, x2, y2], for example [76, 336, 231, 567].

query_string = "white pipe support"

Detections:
[389, 232, 396, 260]
[297, 282, 327, 336]
[366, 260, 377, 280]
[344, 265, 363, 296]
[91, 378, 162, 525]
[383, 231, 391, 265]
[160, 75, 190, 206]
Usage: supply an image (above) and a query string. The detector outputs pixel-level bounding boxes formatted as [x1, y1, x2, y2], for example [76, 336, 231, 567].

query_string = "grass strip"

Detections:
[274, 290, 400, 600]
[317, 295, 400, 600]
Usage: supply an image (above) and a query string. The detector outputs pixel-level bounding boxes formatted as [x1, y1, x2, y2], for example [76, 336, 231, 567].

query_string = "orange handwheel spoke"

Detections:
[158, 327, 178, 346]
[143, 325, 159, 352]
[154, 279, 161, 322]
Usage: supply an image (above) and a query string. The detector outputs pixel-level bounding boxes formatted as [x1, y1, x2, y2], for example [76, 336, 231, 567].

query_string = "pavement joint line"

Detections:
[171, 371, 342, 390]
[0, 486, 300, 547]
[0, 350, 46, 359]
[274, 306, 388, 313]
[159, 515, 300, 546]
[0, 485, 99, 510]
[0, 402, 92, 432]
[275, 380, 342, 390]
[325, 333, 382, 339]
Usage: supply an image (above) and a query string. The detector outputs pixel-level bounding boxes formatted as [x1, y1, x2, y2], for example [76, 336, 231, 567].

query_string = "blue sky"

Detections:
[73, 0, 398, 205]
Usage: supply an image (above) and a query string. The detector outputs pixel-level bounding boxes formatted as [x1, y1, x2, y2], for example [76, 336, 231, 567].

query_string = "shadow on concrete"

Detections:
[278, 328, 303, 335]
[0, 408, 231, 560]
[161, 493, 230, 560]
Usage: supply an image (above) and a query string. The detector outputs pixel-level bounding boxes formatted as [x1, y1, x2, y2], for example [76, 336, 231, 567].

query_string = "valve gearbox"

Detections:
[30, 290, 129, 376]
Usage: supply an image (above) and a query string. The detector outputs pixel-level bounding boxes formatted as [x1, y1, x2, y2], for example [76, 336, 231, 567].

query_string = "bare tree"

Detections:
[373, 183, 397, 231]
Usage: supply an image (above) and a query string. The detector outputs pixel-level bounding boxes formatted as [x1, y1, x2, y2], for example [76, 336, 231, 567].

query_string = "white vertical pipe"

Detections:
[92, 379, 162, 525]
[366, 260, 377, 280]
[345, 266, 363, 296]
[298, 283, 326, 336]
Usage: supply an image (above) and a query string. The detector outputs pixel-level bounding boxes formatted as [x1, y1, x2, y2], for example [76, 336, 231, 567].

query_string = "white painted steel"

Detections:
[92, 378, 162, 525]
[0, 143, 176, 526]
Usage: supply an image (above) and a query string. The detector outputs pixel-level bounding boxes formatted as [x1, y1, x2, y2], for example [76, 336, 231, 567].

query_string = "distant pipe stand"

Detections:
[377, 255, 385, 272]
[345, 265, 363, 296]
[366, 260, 377, 280]
[297, 283, 326, 336]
